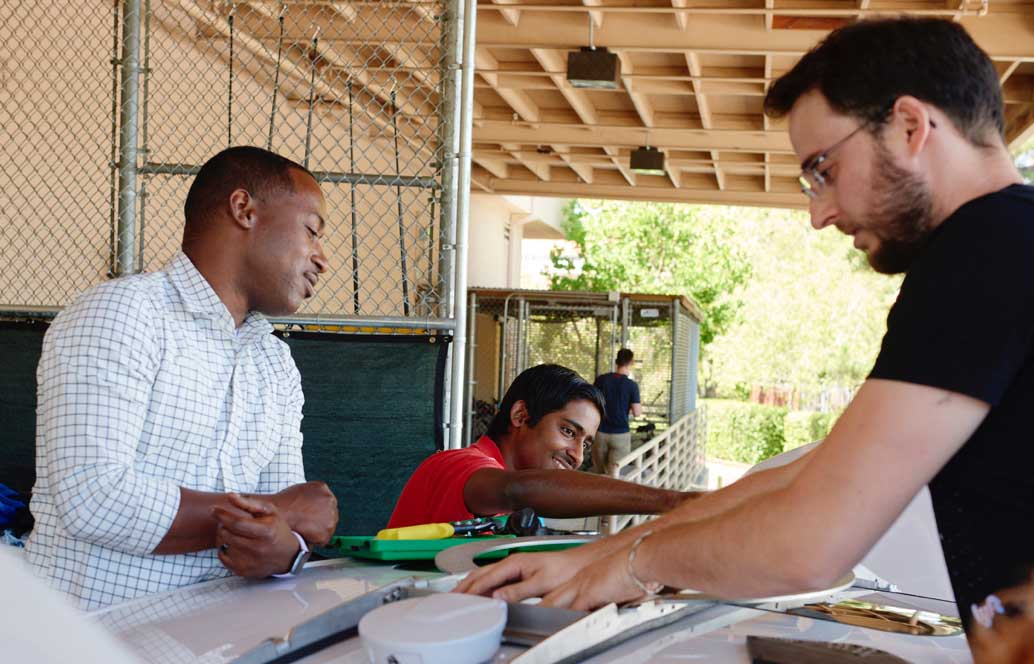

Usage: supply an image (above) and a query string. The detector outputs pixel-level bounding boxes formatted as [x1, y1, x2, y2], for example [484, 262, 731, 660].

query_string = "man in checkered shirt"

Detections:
[25, 146, 339, 609]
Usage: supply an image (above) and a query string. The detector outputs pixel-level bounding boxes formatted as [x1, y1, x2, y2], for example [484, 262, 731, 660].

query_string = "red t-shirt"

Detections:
[386, 436, 506, 528]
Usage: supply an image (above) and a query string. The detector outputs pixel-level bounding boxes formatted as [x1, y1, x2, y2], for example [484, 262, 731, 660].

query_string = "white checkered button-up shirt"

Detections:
[26, 252, 307, 609]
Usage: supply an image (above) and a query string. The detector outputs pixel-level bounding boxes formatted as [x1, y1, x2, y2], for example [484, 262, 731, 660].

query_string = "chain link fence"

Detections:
[0, 0, 460, 322]
[465, 289, 703, 447]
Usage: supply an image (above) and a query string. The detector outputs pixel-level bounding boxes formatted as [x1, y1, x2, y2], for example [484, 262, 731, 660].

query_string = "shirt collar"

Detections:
[166, 252, 273, 343]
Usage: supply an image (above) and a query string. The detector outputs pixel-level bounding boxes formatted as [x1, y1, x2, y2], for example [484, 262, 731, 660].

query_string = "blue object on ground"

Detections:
[2, 528, 26, 548]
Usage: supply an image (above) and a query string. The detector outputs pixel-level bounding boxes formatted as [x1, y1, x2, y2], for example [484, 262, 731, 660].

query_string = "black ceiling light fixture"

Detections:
[630, 130, 666, 175]
[566, 14, 621, 90]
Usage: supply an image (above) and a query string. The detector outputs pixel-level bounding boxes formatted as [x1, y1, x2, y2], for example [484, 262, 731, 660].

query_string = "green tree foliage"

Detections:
[547, 200, 752, 346]
[547, 200, 901, 396]
[704, 399, 786, 464]
[704, 208, 902, 394]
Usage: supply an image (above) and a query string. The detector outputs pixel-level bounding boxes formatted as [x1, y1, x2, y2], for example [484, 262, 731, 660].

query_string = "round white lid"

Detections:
[359, 593, 507, 664]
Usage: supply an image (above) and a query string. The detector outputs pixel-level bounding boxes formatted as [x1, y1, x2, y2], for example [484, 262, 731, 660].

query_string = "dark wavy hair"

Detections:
[486, 364, 606, 442]
[764, 18, 1003, 147]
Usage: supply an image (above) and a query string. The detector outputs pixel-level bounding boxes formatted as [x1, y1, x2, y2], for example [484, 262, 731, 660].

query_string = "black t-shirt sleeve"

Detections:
[631, 380, 641, 404]
[869, 199, 1034, 406]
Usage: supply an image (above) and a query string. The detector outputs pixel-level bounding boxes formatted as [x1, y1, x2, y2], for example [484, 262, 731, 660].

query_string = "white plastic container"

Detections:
[359, 592, 507, 664]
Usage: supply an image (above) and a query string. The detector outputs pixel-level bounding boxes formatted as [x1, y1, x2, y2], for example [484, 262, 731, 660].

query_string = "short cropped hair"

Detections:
[486, 364, 606, 442]
[764, 18, 1003, 147]
[616, 348, 634, 367]
[183, 146, 314, 230]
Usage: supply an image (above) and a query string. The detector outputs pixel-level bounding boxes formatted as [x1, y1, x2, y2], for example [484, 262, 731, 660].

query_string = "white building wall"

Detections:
[467, 193, 566, 289]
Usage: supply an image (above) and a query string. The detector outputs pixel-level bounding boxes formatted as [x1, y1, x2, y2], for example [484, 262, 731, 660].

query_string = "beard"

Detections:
[862, 143, 936, 274]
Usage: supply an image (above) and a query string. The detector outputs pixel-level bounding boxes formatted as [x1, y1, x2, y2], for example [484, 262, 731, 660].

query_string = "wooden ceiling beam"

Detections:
[617, 53, 655, 128]
[475, 123, 793, 152]
[553, 145, 595, 184]
[502, 143, 552, 181]
[474, 149, 801, 174]
[604, 146, 636, 186]
[672, 0, 689, 31]
[471, 164, 495, 192]
[492, 0, 523, 27]
[477, 12, 1034, 62]
[665, 163, 682, 188]
[1000, 60, 1022, 85]
[583, 0, 605, 30]
[473, 154, 510, 180]
[686, 52, 724, 191]
[529, 48, 599, 125]
[488, 176, 805, 210]
[476, 47, 541, 123]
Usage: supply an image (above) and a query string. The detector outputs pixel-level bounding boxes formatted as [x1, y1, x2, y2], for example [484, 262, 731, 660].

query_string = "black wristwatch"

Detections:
[274, 531, 311, 578]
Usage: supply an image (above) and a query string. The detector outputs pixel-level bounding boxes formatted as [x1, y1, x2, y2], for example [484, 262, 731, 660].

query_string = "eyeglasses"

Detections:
[797, 123, 869, 200]
[797, 105, 935, 200]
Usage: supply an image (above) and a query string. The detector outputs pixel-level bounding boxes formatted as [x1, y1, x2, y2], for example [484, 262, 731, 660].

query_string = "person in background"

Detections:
[387, 363, 693, 528]
[591, 348, 642, 475]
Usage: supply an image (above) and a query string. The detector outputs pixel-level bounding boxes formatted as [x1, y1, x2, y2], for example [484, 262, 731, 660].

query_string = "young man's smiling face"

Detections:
[508, 398, 601, 472]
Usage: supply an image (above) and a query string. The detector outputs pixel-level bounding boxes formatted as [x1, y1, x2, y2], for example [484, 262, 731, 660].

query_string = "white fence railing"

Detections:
[605, 408, 707, 534]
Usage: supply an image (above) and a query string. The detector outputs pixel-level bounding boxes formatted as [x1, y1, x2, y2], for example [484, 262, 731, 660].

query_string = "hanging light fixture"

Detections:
[566, 14, 621, 90]
[630, 129, 666, 175]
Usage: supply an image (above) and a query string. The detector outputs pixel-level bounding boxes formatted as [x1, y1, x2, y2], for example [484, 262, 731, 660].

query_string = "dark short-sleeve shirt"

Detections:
[594, 372, 641, 434]
[868, 184, 1034, 629]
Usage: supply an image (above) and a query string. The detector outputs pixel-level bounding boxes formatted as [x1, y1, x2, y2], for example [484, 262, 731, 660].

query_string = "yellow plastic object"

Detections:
[376, 522, 456, 540]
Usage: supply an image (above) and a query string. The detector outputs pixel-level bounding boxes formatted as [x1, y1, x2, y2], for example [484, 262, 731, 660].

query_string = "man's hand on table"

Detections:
[455, 543, 647, 610]
[455, 546, 596, 603]
[539, 547, 645, 610]
[262, 481, 339, 546]
[213, 493, 300, 577]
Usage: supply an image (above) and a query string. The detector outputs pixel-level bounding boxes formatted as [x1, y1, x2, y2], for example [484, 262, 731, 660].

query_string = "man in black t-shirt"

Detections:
[456, 18, 1032, 643]
[591, 349, 643, 475]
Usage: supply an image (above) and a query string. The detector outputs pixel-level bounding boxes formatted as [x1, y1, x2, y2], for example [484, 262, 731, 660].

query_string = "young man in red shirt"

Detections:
[387, 364, 694, 528]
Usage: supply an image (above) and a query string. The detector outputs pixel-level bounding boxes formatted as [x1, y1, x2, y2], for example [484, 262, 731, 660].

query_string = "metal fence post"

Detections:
[447, 0, 477, 450]
[620, 296, 631, 348]
[115, 0, 142, 277]
[465, 292, 478, 446]
[669, 299, 678, 423]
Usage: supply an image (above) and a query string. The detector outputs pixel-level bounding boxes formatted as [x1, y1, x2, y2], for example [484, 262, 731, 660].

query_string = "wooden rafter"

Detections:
[502, 143, 552, 182]
[686, 52, 724, 191]
[477, 47, 540, 123]
[467, 2, 1034, 206]
[583, 0, 605, 30]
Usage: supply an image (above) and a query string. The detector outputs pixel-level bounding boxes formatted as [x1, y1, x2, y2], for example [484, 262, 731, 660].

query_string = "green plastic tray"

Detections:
[330, 534, 517, 561]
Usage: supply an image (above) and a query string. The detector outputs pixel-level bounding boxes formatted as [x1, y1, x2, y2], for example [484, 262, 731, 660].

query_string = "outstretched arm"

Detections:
[463, 467, 693, 519]
[538, 380, 988, 610]
[456, 443, 814, 599]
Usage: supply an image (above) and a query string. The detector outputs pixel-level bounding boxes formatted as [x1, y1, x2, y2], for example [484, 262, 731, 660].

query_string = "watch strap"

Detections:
[273, 530, 310, 578]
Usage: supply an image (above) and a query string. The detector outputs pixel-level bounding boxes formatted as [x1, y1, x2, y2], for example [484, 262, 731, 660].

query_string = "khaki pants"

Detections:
[591, 431, 632, 475]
